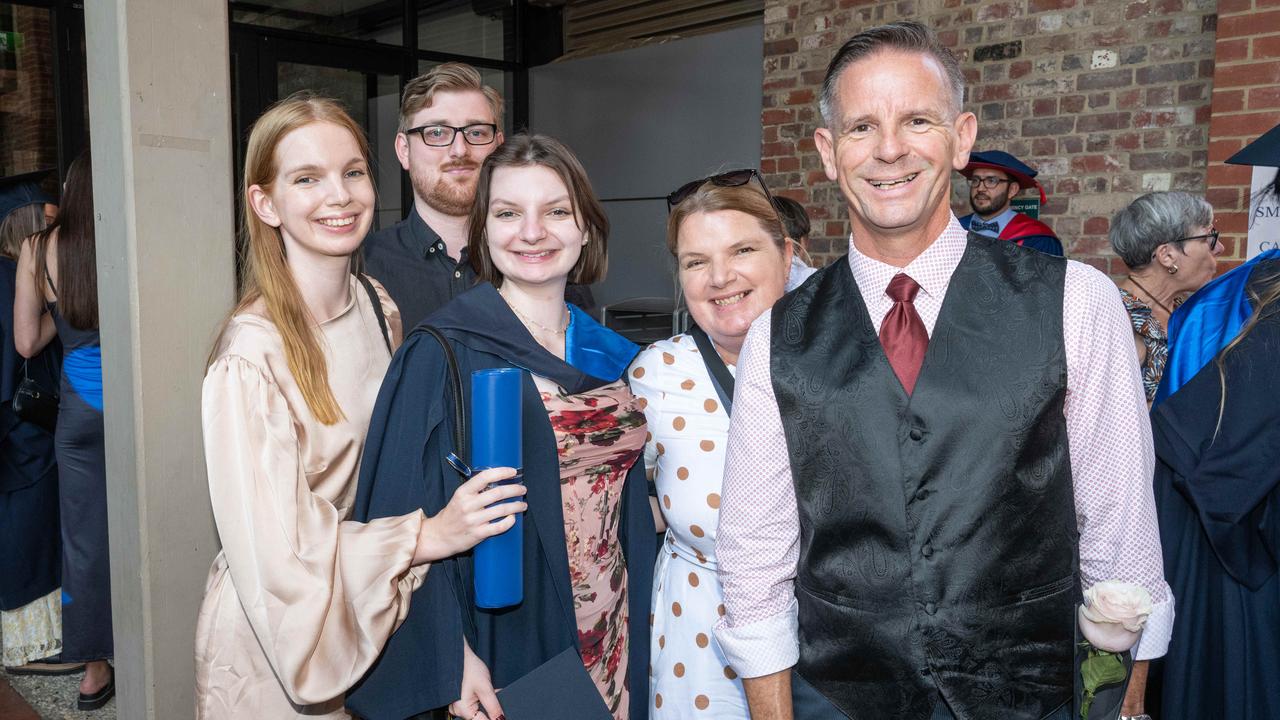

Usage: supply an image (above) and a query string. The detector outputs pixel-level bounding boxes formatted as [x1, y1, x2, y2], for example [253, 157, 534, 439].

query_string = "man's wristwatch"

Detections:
[1119, 715, 1153, 720]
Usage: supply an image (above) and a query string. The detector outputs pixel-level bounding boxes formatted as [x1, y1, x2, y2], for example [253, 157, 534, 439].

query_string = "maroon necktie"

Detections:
[879, 273, 929, 394]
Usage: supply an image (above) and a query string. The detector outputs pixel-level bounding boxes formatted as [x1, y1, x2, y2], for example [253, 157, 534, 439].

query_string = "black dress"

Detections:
[1151, 276, 1280, 719]
[48, 297, 113, 663]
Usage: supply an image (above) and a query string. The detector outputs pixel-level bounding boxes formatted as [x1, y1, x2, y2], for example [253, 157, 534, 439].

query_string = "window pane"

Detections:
[232, 0, 402, 46]
[418, 60, 514, 135]
[418, 0, 513, 61]
[0, 4, 57, 180]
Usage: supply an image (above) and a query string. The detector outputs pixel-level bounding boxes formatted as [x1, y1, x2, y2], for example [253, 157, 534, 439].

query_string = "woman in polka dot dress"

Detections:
[630, 171, 797, 719]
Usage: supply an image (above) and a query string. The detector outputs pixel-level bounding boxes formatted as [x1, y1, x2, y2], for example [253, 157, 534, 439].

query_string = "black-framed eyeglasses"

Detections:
[666, 168, 777, 212]
[966, 176, 1011, 189]
[1179, 229, 1219, 252]
[405, 123, 498, 147]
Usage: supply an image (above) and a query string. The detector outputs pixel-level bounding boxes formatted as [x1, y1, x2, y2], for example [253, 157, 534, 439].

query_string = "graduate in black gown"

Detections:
[1151, 131, 1280, 716]
[349, 135, 654, 720]
[0, 180, 64, 671]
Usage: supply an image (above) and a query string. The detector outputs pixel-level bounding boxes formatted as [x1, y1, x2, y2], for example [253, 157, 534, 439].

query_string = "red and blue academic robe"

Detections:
[959, 212, 1064, 256]
[348, 283, 655, 720]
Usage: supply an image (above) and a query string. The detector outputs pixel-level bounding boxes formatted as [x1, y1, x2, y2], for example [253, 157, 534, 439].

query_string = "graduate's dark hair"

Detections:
[33, 153, 96, 330]
[467, 133, 608, 286]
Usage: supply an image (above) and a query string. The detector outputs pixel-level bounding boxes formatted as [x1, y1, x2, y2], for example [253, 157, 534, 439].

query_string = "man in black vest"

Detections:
[713, 22, 1171, 720]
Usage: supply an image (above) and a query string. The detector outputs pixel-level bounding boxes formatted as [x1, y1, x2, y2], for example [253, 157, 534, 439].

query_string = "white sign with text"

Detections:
[1248, 166, 1280, 259]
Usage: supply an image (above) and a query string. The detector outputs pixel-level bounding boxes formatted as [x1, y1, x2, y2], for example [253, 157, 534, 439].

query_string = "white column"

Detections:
[84, 1, 233, 717]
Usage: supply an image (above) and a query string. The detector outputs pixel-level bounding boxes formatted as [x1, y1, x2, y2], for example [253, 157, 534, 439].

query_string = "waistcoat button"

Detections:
[924, 602, 937, 615]
[922, 544, 934, 558]
[915, 488, 928, 501]
[909, 428, 923, 441]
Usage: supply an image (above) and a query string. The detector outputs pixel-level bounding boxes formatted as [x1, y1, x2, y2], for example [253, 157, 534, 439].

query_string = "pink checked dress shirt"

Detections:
[714, 216, 1174, 679]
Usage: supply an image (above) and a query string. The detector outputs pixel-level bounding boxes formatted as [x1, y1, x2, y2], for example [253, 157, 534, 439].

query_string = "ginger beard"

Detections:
[413, 159, 480, 217]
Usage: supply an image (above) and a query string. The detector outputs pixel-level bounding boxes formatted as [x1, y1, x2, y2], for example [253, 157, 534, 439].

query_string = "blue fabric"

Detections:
[1154, 249, 1280, 407]
[63, 345, 103, 411]
[565, 303, 639, 382]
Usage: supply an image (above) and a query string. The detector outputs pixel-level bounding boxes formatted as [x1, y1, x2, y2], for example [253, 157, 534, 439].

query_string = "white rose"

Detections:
[1082, 580, 1152, 632]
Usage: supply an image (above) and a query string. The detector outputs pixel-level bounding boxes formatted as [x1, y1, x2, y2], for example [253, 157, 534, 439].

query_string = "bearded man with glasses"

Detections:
[957, 150, 1064, 256]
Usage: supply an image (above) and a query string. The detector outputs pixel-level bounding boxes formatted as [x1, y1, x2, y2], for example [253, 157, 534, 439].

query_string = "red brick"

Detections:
[1115, 132, 1142, 150]
[1248, 85, 1280, 108]
[1032, 98, 1058, 116]
[1253, 34, 1280, 58]
[1084, 217, 1110, 234]
[760, 158, 778, 174]
[761, 141, 794, 158]
[762, 109, 795, 125]
[1125, 0, 1150, 20]
[1218, 10, 1280, 38]
[1206, 186, 1243, 209]
[1217, 0, 1255, 13]
[1211, 111, 1280, 137]
[1077, 112, 1130, 132]
[1216, 211, 1250, 233]
[786, 89, 816, 105]
[1032, 137, 1057, 155]
[764, 38, 800, 55]
[1028, 0, 1076, 10]
[1206, 163, 1253, 186]
[764, 76, 799, 91]
[1213, 60, 1280, 87]
[1215, 38, 1250, 63]
[1009, 60, 1033, 79]
[1209, 138, 1247, 161]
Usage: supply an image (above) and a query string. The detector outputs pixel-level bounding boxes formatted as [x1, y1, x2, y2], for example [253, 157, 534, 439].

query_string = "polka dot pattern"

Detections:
[627, 335, 748, 717]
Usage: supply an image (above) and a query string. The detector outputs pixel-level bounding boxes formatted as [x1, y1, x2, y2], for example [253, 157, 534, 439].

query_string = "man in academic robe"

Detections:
[957, 150, 1063, 256]
[713, 22, 1171, 720]
[346, 283, 655, 720]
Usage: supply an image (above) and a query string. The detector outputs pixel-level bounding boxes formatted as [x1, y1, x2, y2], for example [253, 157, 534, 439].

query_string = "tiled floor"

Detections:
[0, 670, 115, 720]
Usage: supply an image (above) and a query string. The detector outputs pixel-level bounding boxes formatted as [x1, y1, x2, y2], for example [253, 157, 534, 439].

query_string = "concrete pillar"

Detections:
[84, 1, 234, 717]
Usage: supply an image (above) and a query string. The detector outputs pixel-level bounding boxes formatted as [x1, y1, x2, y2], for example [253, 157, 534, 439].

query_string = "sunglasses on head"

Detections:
[666, 169, 778, 212]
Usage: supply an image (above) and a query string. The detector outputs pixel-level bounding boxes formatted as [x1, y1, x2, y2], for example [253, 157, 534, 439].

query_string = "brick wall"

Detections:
[1203, 0, 1279, 269]
[762, 0, 1220, 275]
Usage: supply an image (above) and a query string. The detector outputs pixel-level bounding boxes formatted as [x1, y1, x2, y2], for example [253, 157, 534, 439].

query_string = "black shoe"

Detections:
[77, 670, 115, 711]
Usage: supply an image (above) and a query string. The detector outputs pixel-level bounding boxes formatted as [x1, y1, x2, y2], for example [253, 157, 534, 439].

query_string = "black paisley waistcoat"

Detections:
[770, 234, 1079, 720]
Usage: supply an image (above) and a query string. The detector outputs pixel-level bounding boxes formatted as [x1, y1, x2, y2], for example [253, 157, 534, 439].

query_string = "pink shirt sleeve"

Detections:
[713, 310, 801, 677]
[1061, 262, 1173, 660]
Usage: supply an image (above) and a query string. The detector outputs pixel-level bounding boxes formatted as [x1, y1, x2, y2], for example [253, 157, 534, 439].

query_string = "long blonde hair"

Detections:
[212, 94, 372, 425]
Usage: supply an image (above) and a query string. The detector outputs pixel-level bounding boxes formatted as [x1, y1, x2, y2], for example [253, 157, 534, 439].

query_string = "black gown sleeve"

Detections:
[1151, 314, 1280, 591]
[348, 332, 470, 719]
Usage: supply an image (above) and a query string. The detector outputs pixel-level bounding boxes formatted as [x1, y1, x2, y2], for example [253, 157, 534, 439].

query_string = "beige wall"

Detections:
[86, 0, 234, 716]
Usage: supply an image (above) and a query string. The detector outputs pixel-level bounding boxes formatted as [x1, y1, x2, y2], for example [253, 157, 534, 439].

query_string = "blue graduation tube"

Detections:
[471, 368, 524, 609]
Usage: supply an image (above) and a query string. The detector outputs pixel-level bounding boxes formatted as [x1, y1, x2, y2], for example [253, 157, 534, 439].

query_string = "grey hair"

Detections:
[1108, 191, 1214, 270]
[819, 21, 965, 128]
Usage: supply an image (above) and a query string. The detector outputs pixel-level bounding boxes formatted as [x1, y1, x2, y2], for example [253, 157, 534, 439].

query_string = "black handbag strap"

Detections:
[354, 273, 392, 355]
[688, 325, 734, 416]
[411, 324, 482, 647]
[409, 324, 471, 478]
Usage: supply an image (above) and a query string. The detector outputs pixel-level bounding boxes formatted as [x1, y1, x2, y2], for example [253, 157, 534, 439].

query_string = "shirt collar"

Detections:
[409, 208, 468, 262]
[846, 213, 967, 300]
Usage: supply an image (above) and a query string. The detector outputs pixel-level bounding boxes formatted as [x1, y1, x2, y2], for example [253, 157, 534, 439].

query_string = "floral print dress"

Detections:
[1119, 288, 1180, 403]
[544, 378, 647, 720]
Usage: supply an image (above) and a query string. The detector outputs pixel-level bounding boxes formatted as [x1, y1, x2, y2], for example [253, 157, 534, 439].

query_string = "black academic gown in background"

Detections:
[348, 283, 655, 720]
[0, 256, 62, 612]
[1151, 305, 1280, 719]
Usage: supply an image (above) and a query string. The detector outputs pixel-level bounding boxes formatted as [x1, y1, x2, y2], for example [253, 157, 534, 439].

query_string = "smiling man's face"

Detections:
[815, 49, 976, 250]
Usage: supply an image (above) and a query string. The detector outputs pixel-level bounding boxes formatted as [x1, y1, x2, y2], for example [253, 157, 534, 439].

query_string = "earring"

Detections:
[582, 238, 589, 246]
[1168, 264, 1178, 274]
